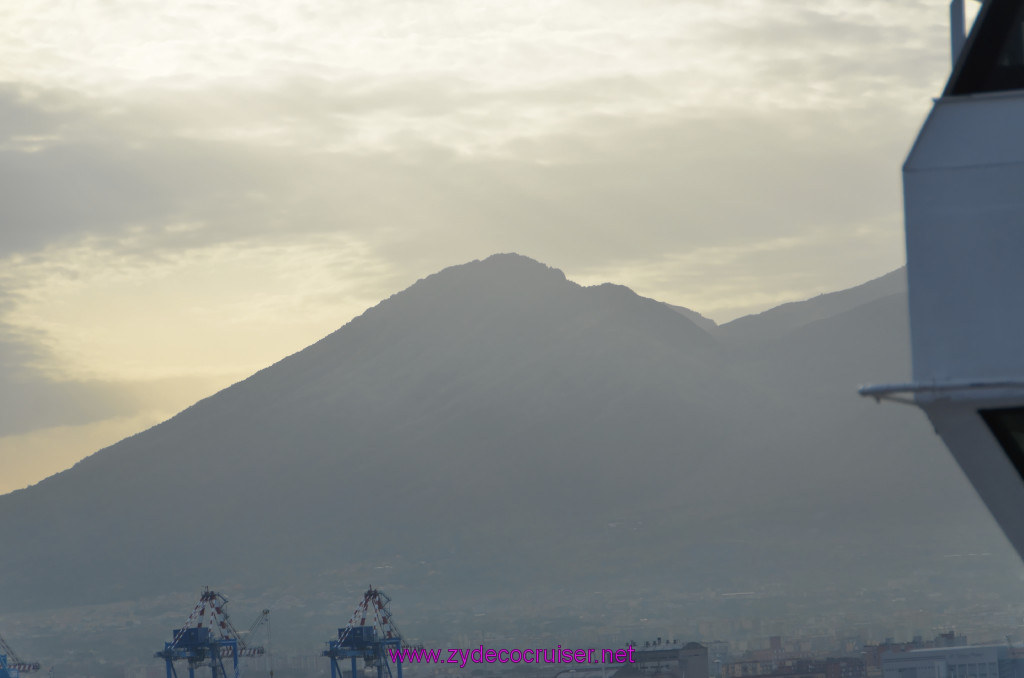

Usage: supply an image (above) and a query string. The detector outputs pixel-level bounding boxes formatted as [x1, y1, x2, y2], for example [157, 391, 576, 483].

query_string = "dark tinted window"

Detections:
[946, 0, 1024, 95]
[980, 407, 1024, 480]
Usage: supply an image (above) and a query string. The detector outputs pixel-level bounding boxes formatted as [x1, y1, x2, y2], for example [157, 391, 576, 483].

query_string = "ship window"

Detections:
[946, 0, 1024, 95]
[979, 407, 1024, 481]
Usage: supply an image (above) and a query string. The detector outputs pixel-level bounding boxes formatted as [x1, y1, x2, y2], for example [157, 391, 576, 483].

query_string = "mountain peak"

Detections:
[478, 252, 565, 275]
[400, 253, 570, 301]
[341, 252, 711, 355]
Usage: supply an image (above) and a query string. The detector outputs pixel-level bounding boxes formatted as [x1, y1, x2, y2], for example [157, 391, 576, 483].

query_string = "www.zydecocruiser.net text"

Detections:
[387, 646, 637, 667]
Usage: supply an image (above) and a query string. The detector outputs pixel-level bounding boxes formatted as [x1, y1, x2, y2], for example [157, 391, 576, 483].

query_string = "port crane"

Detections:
[156, 588, 268, 678]
[323, 587, 411, 678]
[0, 632, 40, 678]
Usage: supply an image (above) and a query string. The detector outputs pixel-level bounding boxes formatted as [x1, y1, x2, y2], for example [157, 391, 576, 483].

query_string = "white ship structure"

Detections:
[862, 0, 1024, 559]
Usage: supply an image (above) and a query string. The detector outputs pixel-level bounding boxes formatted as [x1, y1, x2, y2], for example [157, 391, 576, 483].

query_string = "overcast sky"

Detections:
[0, 0, 976, 493]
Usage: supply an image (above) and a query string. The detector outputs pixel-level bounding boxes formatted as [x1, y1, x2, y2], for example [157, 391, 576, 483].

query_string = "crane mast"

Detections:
[323, 587, 413, 678]
[155, 588, 268, 678]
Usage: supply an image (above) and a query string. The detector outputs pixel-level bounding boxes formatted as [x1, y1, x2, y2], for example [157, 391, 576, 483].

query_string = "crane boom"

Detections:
[0, 633, 39, 672]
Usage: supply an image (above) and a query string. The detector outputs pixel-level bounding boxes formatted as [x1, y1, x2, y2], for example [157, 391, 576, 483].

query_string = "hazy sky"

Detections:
[0, 1, 976, 493]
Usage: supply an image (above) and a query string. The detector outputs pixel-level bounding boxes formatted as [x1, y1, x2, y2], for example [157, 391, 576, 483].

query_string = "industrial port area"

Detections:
[4, 585, 1024, 678]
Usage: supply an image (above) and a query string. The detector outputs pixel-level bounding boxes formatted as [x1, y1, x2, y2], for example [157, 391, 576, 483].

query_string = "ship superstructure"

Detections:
[863, 0, 1024, 560]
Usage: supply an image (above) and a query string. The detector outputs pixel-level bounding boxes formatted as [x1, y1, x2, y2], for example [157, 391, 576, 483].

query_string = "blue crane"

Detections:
[0, 632, 40, 678]
[323, 588, 409, 678]
[156, 589, 268, 678]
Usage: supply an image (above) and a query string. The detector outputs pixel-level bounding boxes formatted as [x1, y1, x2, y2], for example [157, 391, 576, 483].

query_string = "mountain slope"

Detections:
[0, 254, 727, 604]
[719, 268, 906, 343]
[0, 256, 1014, 619]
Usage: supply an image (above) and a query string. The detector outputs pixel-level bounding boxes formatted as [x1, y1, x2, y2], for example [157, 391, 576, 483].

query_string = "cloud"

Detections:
[0, 0, 954, 260]
[0, 290, 225, 441]
[0, 0, 957, 486]
[1, 1, 953, 118]
[0, 235, 401, 382]
[0, 75, 916, 382]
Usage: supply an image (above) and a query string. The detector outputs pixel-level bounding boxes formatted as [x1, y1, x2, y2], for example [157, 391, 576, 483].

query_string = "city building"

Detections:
[882, 646, 1012, 678]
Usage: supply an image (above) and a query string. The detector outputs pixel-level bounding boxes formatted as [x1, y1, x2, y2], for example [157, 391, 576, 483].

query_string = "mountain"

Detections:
[0, 255, 1016, 638]
[668, 304, 720, 334]
[719, 268, 907, 343]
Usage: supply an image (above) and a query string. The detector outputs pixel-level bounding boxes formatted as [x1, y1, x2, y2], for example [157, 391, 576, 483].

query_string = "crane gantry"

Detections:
[323, 587, 411, 678]
[0, 632, 40, 678]
[156, 588, 268, 678]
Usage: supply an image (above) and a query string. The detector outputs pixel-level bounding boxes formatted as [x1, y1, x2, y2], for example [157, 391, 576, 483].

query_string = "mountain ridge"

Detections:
[719, 267, 907, 343]
[0, 254, 1014, 625]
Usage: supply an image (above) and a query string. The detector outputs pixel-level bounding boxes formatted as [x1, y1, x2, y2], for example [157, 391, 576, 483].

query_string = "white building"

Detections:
[882, 646, 1009, 678]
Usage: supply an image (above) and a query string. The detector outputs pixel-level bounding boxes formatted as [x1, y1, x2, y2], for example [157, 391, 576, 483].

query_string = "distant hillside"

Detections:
[720, 268, 906, 343]
[667, 304, 719, 334]
[0, 256, 1014, 621]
